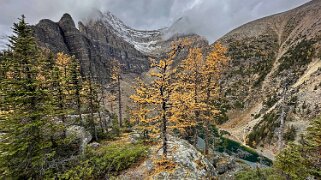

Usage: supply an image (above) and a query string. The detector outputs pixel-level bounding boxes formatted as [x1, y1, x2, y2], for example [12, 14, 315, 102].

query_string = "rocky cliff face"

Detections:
[218, 0, 321, 154]
[32, 11, 207, 83]
[32, 13, 150, 83]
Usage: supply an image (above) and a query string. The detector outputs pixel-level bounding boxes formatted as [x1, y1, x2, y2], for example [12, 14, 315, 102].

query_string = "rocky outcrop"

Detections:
[32, 11, 209, 80]
[32, 13, 150, 83]
[57, 14, 93, 77]
[119, 135, 216, 179]
[32, 19, 69, 53]
[66, 125, 92, 154]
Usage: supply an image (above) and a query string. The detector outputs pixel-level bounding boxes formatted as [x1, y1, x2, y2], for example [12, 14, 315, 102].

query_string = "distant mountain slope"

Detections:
[217, 0, 321, 156]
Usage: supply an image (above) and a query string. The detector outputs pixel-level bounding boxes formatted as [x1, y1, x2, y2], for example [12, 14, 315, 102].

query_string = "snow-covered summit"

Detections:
[82, 10, 197, 55]
[87, 10, 164, 54]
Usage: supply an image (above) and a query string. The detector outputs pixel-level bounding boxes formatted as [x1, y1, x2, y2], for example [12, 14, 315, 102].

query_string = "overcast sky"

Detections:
[0, 0, 310, 48]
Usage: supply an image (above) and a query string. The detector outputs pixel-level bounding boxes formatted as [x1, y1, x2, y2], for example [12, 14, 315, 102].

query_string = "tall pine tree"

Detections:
[0, 16, 54, 178]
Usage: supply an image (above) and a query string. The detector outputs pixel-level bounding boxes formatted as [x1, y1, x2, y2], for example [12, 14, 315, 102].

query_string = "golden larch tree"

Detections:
[130, 42, 184, 157]
[201, 43, 228, 154]
[174, 47, 206, 146]
[111, 59, 123, 127]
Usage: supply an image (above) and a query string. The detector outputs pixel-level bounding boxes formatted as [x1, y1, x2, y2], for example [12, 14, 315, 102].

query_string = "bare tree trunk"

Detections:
[117, 75, 123, 127]
[100, 81, 106, 108]
[57, 82, 66, 137]
[160, 87, 167, 157]
[58, 85, 66, 123]
[204, 77, 212, 155]
[76, 82, 83, 125]
[193, 75, 200, 148]
[98, 110, 105, 133]
[193, 128, 198, 147]
[278, 107, 286, 150]
[278, 85, 288, 151]
[204, 121, 210, 155]
[88, 78, 98, 141]
[87, 58, 98, 141]
[110, 99, 114, 113]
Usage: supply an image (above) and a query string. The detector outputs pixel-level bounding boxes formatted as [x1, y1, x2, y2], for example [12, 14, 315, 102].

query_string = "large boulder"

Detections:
[119, 135, 216, 179]
[66, 125, 92, 154]
[213, 153, 236, 175]
[155, 135, 216, 179]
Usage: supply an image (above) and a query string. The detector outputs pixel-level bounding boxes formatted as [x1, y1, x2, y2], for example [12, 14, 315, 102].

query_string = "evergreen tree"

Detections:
[0, 16, 54, 178]
[82, 59, 100, 141]
[69, 54, 83, 124]
[52, 53, 70, 125]
[274, 117, 321, 179]
[52, 53, 83, 125]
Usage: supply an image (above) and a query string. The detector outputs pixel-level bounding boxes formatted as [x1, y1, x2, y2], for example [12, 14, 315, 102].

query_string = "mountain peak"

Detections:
[82, 10, 163, 54]
[59, 13, 75, 28]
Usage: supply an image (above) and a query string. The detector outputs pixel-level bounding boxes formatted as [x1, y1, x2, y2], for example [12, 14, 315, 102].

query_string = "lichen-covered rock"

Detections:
[213, 153, 236, 175]
[119, 135, 216, 180]
[154, 135, 216, 179]
[129, 132, 141, 144]
[88, 142, 101, 149]
[66, 125, 92, 154]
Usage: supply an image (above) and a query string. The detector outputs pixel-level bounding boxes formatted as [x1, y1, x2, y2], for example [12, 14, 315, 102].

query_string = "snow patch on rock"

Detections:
[97, 11, 163, 54]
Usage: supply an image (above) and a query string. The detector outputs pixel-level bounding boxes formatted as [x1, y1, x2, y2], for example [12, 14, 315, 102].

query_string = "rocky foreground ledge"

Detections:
[117, 134, 251, 180]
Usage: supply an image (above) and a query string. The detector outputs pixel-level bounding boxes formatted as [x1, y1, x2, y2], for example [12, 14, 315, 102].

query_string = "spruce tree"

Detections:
[0, 16, 54, 178]
[70, 55, 83, 124]
[274, 117, 321, 179]
[81, 60, 100, 141]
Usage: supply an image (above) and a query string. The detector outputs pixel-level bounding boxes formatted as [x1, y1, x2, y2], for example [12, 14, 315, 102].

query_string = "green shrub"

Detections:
[264, 95, 278, 108]
[254, 114, 261, 119]
[284, 125, 297, 142]
[235, 167, 284, 180]
[277, 40, 315, 73]
[49, 143, 149, 179]
[247, 112, 279, 147]
[234, 100, 245, 109]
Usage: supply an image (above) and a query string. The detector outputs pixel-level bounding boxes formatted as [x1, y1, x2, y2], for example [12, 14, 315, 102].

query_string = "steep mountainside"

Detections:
[32, 11, 207, 82]
[32, 13, 150, 83]
[89, 11, 163, 55]
[218, 0, 321, 156]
